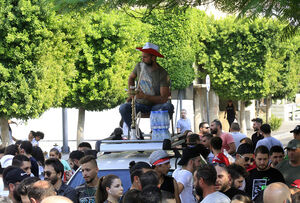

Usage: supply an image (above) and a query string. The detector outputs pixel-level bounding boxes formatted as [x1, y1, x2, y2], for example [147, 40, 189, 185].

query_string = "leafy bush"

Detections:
[269, 115, 283, 131]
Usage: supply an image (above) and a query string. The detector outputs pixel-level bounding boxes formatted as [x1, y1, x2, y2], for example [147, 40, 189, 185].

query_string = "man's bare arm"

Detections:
[136, 86, 169, 104]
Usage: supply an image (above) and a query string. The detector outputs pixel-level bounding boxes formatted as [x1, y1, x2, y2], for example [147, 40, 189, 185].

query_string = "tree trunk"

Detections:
[266, 96, 272, 123]
[77, 107, 85, 147]
[239, 101, 247, 134]
[0, 117, 9, 147]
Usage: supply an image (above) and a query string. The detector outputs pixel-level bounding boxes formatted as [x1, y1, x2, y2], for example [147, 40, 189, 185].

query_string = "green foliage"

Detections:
[269, 114, 283, 131]
[0, 0, 76, 119]
[144, 8, 208, 89]
[63, 9, 149, 110]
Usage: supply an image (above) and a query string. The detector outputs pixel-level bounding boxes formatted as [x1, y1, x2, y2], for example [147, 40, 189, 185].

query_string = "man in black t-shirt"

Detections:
[215, 164, 248, 199]
[245, 146, 285, 200]
[251, 118, 264, 150]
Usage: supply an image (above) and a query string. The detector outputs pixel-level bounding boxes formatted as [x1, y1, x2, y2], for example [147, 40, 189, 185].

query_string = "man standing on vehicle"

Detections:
[75, 155, 99, 203]
[119, 42, 174, 130]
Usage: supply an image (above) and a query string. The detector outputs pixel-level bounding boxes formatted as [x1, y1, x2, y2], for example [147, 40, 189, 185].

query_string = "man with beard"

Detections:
[44, 158, 77, 203]
[119, 42, 174, 130]
[75, 155, 99, 203]
[269, 145, 284, 168]
[193, 164, 230, 203]
[214, 164, 247, 199]
[199, 122, 210, 139]
[245, 146, 285, 200]
[251, 118, 264, 150]
[235, 143, 255, 171]
[210, 119, 236, 155]
[172, 147, 202, 203]
[66, 150, 85, 181]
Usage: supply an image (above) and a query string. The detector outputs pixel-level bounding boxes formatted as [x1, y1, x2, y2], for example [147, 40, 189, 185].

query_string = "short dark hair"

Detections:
[255, 145, 269, 156]
[202, 133, 213, 140]
[161, 191, 175, 202]
[4, 144, 18, 155]
[270, 145, 284, 155]
[17, 177, 40, 196]
[12, 155, 30, 168]
[210, 136, 222, 150]
[122, 189, 141, 203]
[45, 158, 64, 178]
[187, 133, 200, 144]
[139, 170, 159, 189]
[32, 146, 45, 166]
[79, 155, 97, 167]
[199, 122, 208, 129]
[227, 164, 248, 181]
[130, 169, 143, 183]
[20, 141, 33, 155]
[195, 164, 217, 186]
[139, 185, 162, 203]
[34, 131, 44, 139]
[260, 124, 271, 134]
[212, 119, 222, 129]
[69, 150, 85, 161]
[231, 122, 240, 131]
[129, 161, 151, 174]
[78, 142, 92, 150]
[237, 143, 253, 155]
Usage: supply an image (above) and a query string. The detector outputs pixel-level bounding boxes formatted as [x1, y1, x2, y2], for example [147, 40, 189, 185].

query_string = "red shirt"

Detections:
[212, 153, 230, 166]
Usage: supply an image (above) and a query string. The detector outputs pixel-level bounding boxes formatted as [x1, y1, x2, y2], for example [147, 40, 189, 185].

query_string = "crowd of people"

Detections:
[0, 120, 299, 203]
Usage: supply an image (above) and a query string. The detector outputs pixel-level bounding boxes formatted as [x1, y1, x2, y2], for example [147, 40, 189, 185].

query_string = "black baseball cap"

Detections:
[290, 125, 300, 134]
[3, 166, 30, 185]
[237, 143, 253, 155]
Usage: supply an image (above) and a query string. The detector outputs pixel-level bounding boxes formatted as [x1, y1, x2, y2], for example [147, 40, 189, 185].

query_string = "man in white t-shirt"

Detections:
[194, 164, 230, 203]
[173, 147, 202, 203]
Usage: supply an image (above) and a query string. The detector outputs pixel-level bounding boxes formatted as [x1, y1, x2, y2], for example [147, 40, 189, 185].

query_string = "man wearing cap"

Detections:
[172, 147, 202, 203]
[149, 150, 180, 203]
[276, 139, 300, 186]
[251, 118, 264, 150]
[119, 42, 174, 130]
[291, 125, 300, 140]
[2, 166, 30, 202]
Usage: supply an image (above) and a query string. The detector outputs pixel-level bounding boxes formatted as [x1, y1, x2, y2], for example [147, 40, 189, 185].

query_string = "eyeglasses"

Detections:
[43, 171, 52, 177]
[240, 155, 254, 162]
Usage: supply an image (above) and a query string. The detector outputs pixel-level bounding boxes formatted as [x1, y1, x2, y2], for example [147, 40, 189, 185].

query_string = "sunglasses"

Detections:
[240, 155, 254, 162]
[204, 127, 210, 129]
[43, 171, 52, 177]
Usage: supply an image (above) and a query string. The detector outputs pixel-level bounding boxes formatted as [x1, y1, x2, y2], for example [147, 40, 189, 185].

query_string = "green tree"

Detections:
[62, 9, 149, 144]
[0, 0, 76, 146]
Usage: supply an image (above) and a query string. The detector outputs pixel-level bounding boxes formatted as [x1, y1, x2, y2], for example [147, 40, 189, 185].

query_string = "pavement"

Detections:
[247, 120, 299, 147]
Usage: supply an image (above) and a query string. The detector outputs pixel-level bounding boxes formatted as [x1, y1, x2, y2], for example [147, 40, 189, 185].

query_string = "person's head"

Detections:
[227, 164, 248, 190]
[41, 196, 73, 203]
[139, 170, 159, 189]
[20, 141, 33, 155]
[186, 133, 201, 145]
[227, 100, 233, 106]
[79, 155, 99, 184]
[270, 145, 284, 167]
[178, 147, 202, 172]
[215, 165, 231, 192]
[263, 182, 291, 203]
[255, 145, 270, 171]
[3, 166, 30, 201]
[235, 143, 254, 169]
[27, 180, 56, 203]
[28, 131, 35, 141]
[231, 194, 253, 203]
[194, 164, 217, 197]
[161, 191, 176, 203]
[4, 144, 18, 156]
[230, 122, 240, 132]
[149, 150, 170, 175]
[121, 189, 141, 203]
[285, 139, 300, 166]
[141, 52, 156, 66]
[290, 125, 300, 139]
[251, 118, 263, 132]
[49, 148, 61, 159]
[34, 131, 44, 141]
[199, 122, 210, 134]
[17, 177, 40, 203]
[69, 150, 85, 171]
[129, 161, 151, 190]
[44, 158, 64, 186]
[240, 137, 253, 146]
[200, 133, 213, 148]
[210, 119, 222, 134]
[139, 184, 162, 203]
[210, 136, 222, 152]
[12, 154, 31, 175]
[78, 142, 92, 152]
[32, 146, 45, 167]
[96, 174, 123, 203]
[260, 123, 271, 136]
[180, 109, 187, 119]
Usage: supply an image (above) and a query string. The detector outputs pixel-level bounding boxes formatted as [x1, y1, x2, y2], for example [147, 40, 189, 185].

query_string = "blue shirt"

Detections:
[255, 136, 283, 150]
[231, 132, 247, 149]
[176, 118, 191, 134]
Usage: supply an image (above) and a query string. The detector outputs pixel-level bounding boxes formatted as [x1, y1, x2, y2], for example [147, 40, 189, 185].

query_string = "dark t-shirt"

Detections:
[75, 183, 97, 203]
[222, 187, 248, 200]
[226, 106, 235, 120]
[29, 156, 39, 177]
[245, 167, 285, 200]
[160, 175, 175, 194]
[251, 132, 264, 150]
[58, 183, 78, 203]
